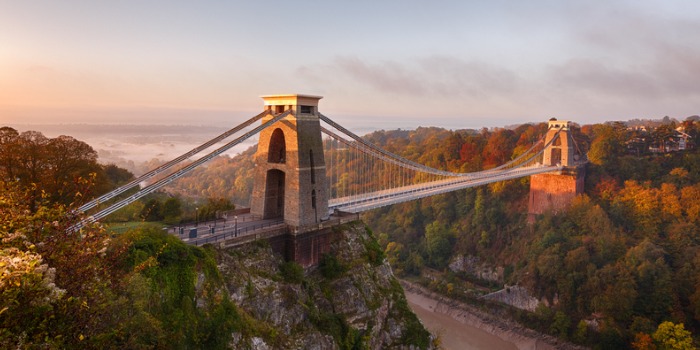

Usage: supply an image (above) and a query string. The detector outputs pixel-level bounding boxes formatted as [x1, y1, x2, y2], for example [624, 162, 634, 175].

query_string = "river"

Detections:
[403, 282, 566, 350]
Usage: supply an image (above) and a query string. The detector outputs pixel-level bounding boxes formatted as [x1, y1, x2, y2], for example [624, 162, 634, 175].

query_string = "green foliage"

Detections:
[279, 260, 304, 284]
[319, 253, 347, 280]
[103, 163, 134, 187]
[362, 120, 700, 348]
[550, 311, 572, 340]
[311, 310, 366, 350]
[111, 227, 243, 349]
[140, 198, 163, 221]
[388, 280, 431, 349]
[161, 197, 183, 224]
[588, 123, 625, 166]
[573, 320, 589, 344]
[362, 228, 386, 266]
[197, 197, 235, 221]
[0, 179, 130, 348]
[424, 221, 454, 269]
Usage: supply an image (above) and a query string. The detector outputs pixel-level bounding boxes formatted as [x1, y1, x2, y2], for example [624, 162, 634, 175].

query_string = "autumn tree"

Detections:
[652, 321, 696, 350]
[0, 180, 119, 348]
[588, 123, 626, 167]
[482, 128, 516, 169]
[0, 128, 126, 208]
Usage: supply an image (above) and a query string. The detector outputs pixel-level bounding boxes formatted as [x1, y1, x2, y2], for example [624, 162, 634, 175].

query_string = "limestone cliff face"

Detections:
[215, 221, 434, 349]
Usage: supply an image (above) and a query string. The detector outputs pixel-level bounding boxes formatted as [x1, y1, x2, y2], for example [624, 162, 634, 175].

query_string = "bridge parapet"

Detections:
[288, 212, 360, 235]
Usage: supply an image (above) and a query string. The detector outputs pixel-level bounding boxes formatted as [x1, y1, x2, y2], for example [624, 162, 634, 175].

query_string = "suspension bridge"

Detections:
[74, 94, 585, 264]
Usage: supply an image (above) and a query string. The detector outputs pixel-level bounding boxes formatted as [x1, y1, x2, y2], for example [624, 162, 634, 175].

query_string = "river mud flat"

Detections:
[402, 281, 587, 350]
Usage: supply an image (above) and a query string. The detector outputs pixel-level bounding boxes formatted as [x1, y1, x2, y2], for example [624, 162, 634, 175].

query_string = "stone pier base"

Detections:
[528, 166, 585, 223]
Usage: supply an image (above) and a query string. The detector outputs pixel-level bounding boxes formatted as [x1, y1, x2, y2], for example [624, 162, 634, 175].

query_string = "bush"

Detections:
[364, 237, 386, 266]
[319, 254, 346, 279]
[279, 261, 304, 284]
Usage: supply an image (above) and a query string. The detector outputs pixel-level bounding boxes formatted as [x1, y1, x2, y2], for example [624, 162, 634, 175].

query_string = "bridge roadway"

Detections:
[171, 213, 285, 246]
[330, 164, 563, 213]
[171, 211, 360, 247]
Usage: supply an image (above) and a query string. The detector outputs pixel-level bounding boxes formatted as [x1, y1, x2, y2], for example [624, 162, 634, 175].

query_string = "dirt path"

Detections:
[402, 281, 587, 350]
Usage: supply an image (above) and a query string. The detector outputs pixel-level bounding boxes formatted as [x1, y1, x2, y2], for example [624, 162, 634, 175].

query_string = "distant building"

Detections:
[675, 128, 692, 150]
[649, 129, 692, 153]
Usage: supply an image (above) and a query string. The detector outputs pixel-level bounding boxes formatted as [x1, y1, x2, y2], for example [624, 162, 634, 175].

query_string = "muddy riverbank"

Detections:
[402, 281, 587, 350]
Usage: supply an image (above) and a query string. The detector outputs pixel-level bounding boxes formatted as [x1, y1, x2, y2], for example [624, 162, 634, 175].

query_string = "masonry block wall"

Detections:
[528, 167, 585, 221]
[288, 229, 336, 268]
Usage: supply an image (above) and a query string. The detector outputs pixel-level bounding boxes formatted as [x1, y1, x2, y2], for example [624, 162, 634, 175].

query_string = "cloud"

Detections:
[298, 55, 521, 99]
[551, 2, 700, 99]
[332, 56, 427, 95]
[547, 59, 659, 98]
[418, 56, 519, 97]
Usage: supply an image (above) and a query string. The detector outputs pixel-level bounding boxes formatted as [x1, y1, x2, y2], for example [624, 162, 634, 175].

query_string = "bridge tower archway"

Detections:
[263, 169, 285, 219]
[542, 119, 575, 167]
[250, 94, 329, 227]
[268, 128, 286, 163]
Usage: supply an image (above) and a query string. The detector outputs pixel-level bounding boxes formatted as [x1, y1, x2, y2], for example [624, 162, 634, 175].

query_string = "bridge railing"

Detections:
[184, 219, 285, 246]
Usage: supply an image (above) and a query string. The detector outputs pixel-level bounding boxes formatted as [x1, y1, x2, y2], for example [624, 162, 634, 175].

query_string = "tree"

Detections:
[459, 137, 483, 171]
[652, 321, 695, 350]
[197, 197, 235, 221]
[14, 131, 50, 204]
[613, 181, 662, 237]
[652, 125, 676, 153]
[103, 163, 134, 187]
[590, 263, 638, 324]
[588, 123, 625, 166]
[625, 241, 674, 322]
[161, 197, 183, 224]
[44, 135, 102, 204]
[550, 311, 572, 340]
[632, 332, 657, 350]
[0, 127, 20, 180]
[141, 198, 163, 221]
[482, 129, 516, 169]
[0, 129, 115, 208]
[424, 221, 454, 269]
[0, 180, 119, 348]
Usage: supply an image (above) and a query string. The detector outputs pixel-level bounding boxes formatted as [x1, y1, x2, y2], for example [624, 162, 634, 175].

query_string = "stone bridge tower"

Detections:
[542, 119, 577, 167]
[528, 119, 585, 222]
[250, 94, 329, 227]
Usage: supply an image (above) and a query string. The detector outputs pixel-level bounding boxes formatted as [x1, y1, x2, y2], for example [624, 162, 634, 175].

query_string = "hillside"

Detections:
[0, 128, 434, 349]
[163, 119, 700, 348]
[4, 119, 700, 348]
[219, 221, 433, 349]
[0, 183, 434, 348]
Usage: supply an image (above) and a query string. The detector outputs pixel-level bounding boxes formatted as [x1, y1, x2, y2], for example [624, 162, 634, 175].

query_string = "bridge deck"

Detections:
[171, 211, 359, 247]
[330, 165, 563, 213]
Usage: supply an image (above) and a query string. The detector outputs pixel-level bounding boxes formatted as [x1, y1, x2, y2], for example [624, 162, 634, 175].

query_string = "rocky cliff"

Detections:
[215, 221, 434, 349]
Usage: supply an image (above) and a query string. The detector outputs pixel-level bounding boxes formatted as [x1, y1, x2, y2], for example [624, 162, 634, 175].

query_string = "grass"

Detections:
[105, 221, 165, 234]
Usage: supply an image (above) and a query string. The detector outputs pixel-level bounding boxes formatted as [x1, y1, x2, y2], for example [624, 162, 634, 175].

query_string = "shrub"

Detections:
[279, 261, 304, 284]
[319, 254, 346, 279]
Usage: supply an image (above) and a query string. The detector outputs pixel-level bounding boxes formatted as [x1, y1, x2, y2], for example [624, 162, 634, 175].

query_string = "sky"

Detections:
[1, 0, 700, 131]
